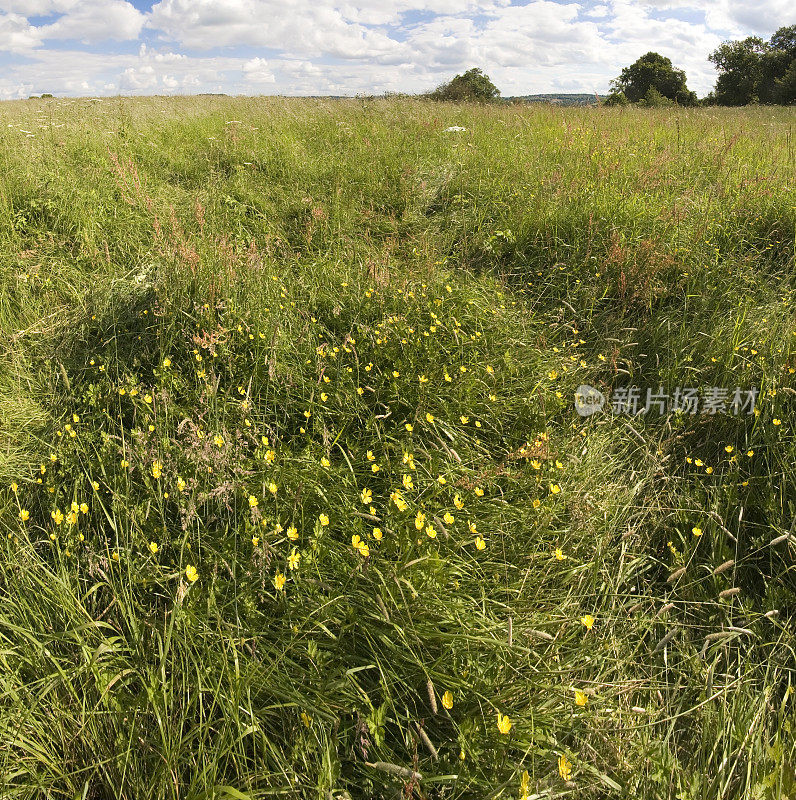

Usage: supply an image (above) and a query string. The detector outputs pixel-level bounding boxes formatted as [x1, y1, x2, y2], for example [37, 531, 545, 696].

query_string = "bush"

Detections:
[603, 91, 629, 106]
[428, 68, 500, 103]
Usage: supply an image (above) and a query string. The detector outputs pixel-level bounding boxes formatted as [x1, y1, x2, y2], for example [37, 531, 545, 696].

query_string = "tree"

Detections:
[429, 68, 500, 103]
[709, 37, 768, 105]
[610, 52, 697, 105]
[709, 26, 796, 105]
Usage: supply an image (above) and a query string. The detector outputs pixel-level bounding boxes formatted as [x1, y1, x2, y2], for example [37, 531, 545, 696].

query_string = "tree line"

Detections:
[428, 24, 796, 106]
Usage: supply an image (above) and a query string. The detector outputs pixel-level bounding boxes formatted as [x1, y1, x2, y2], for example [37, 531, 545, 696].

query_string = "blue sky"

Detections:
[0, 0, 792, 99]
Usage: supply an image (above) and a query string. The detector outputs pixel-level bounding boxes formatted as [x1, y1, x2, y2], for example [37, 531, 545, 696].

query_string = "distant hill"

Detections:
[506, 93, 600, 106]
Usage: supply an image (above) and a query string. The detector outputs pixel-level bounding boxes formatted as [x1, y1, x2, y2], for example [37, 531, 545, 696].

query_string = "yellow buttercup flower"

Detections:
[248, 495, 258, 508]
[425, 524, 437, 539]
[475, 536, 486, 550]
[454, 494, 464, 510]
[415, 511, 426, 530]
[319, 513, 329, 526]
[558, 754, 572, 780]
[402, 474, 414, 490]
[554, 548, 566, 560]
[360, 488, 372, 504]
[442, 690, 453, 709]
[443, 511, 455, 524]
[19, 509, 29, 522]
[372, 527, 383, 541]
[268, 482, 278, 495]
[185, 565, 198, 583]
[274, 572, 286, 591]
[390, 490, 408, 511]
[496, 713, 512, 734]
[148, 542, 159, 554]
[288, 549, 301, 570]
[574, 689, 589, 707]
[287, 525, 299, 540]
[580, 614, 595, 631]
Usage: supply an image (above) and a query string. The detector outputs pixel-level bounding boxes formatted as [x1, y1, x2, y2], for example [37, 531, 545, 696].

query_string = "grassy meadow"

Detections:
[0, 95, 795, 799]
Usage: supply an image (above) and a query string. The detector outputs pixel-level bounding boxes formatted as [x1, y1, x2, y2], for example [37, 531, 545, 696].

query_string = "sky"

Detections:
[0, 0, 793, 100]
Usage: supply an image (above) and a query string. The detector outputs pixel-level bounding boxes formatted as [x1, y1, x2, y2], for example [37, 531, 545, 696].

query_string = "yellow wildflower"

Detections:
[497, 713, 512, 734]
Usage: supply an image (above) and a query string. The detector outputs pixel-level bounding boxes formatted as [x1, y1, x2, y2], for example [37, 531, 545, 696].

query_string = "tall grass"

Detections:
[0, 95, 795, 799]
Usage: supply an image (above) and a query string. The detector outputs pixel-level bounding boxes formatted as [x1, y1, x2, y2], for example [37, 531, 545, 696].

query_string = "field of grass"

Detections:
[0, 95, 795, 799]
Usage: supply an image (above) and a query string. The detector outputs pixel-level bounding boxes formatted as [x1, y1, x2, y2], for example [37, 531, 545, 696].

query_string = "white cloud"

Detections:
[243, 57, 276, 83]
[38, 0, 145, 42]
[0, 11, 41, 51]
[147, 0, 406, 59]
[120, 64, 157, 90]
